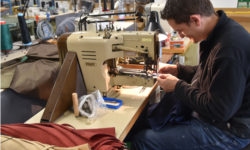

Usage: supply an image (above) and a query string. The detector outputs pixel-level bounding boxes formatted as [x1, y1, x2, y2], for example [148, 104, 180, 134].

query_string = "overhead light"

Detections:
[143, 11, 167, 41]
[158, 33, 168, 42]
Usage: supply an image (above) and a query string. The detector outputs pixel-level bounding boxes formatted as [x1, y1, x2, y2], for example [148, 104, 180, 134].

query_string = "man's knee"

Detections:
[131, 132, 142, 150]
[131, 130, 149, 150]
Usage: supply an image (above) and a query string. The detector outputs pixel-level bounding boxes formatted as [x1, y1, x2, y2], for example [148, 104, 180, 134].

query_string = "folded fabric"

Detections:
[1, 42, 60, 95]
[147, 92, 192, 130]
[9, 59, 60, 100]
[1, 135, 91, 150]
[1, 123, 124, 150]
[27, 42, 59, 59]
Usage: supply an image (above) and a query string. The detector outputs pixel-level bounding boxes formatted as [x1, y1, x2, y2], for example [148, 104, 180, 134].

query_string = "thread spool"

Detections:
[103, 0, 107, 11]
[33, 0, 37, 6]
[41, 1, 45, 8]
[21, 0, 25, 5]
[62, 8, 65, 13]
[1, 21, 13, 52]
[17, 13, 32, 45]
[56, 2, 58, 8]
[14, 0, 18, 6]
[110, 0, 114, 10]
[49, 1, 52, 7]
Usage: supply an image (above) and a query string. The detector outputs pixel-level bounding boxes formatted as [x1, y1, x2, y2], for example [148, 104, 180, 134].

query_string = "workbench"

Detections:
[25, 83, 158, 141]
[1, 7, 9, 12]
[1, 7, 11, 16]
[25, 10, 77, 19]
[35, 22, 158, 141]
[161, 38, 191, 64]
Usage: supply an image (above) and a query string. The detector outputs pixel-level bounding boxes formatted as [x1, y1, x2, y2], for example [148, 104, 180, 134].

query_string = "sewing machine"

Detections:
[41, 30, 160, 123]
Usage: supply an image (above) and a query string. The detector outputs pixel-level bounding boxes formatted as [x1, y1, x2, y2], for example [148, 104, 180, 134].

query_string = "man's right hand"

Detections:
[158, 63, 178, 77]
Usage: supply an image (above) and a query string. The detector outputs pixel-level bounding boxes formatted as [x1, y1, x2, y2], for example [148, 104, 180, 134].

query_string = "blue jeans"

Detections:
[131, 116, 250, 150]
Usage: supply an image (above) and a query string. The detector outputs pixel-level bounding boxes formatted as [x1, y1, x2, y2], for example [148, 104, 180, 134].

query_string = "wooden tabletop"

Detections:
[25, 11, 76, 19]
[46, 39, 58, 44]
[25, 83, 158, 141]
[214, 8, 250, 12]
[162, 38, 191, 54]
[1, 7, 9, 12]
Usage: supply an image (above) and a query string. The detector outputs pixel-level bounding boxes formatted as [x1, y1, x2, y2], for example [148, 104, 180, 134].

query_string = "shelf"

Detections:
[1, 7, 9, 12]
[238, 0, 250, 2]
[1, 0, 13, 14]
[162, 38, 191, 54]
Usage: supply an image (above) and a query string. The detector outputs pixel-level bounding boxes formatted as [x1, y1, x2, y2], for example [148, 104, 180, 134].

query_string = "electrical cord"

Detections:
[135, 5, 149, 23]
[36, 19, 54, 40]
[135, 5, 147, 15]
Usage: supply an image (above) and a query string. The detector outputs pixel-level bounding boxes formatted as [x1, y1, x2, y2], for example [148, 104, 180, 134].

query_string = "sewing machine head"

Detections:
[57, 30, 160, 96]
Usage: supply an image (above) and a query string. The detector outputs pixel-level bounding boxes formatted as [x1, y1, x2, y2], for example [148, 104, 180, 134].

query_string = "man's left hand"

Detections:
[157, 74, 180, 93]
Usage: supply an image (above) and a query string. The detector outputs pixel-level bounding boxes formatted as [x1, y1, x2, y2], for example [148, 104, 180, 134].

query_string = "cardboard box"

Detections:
[170, 39, 184, 49]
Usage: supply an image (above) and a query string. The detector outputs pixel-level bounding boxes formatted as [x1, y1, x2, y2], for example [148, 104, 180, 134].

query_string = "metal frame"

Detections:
[78, 11, 138, 31]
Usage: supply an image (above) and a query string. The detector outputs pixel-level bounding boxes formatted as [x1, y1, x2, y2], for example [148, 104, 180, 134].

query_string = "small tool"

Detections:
[72, 93, 80, 117]
[152, 73, 162, 79]
[139, 87, 146, 93]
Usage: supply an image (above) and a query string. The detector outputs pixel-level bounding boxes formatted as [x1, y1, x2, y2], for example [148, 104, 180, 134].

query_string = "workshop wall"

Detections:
[211, 0, 238, 8]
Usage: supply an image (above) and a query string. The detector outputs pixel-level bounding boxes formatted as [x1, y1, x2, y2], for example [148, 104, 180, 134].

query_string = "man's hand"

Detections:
[158, 63, 178, 77]
[157, 74, 179, 93]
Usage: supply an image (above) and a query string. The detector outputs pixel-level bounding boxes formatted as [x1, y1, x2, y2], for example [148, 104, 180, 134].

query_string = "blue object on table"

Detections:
[167, 60, 172, 64]
[47, 13, 50, 21]
[103, 97, 123, 109]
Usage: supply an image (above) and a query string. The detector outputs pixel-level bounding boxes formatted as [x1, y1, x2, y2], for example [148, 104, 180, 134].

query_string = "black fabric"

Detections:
[174, 10, 250, 139]
[1, 88, 47, 124]
[147, 92, 192, 130]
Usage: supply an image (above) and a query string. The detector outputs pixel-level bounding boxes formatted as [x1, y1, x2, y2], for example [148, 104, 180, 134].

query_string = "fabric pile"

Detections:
[1, 42, 60, 101]
[1, 135, 91, 150]
[1, 123, 124, 150]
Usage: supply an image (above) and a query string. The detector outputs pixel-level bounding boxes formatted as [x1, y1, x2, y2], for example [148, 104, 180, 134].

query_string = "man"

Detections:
[131, 0, 250, 149]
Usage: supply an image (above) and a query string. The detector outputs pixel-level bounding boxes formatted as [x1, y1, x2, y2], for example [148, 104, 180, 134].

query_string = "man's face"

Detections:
[167, 18, 203, 43]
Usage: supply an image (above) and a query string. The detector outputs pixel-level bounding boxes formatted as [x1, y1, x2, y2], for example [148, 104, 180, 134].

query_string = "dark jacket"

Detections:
[174, 10, 250, 139]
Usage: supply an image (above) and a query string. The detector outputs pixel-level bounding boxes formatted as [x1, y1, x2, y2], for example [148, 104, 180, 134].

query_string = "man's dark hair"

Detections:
[161, 0, 215, 24]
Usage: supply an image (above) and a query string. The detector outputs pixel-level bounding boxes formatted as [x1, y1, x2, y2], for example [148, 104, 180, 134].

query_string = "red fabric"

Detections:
[1, 123, 124, 150]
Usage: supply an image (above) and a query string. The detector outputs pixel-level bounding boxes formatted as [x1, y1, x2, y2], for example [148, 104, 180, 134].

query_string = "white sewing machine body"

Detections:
[58, 31, 160, 96]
